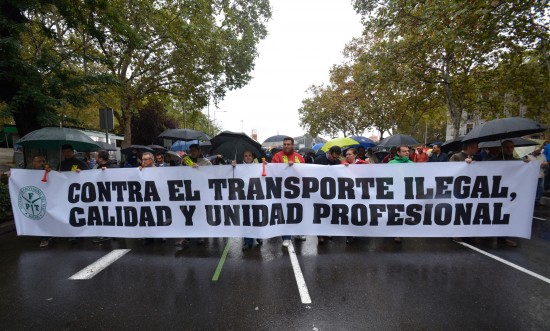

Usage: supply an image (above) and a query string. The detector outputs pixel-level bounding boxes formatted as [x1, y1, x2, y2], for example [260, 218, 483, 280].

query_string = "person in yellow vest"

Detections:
[270, 137, 306, 248]
[175, 144, 211, 247]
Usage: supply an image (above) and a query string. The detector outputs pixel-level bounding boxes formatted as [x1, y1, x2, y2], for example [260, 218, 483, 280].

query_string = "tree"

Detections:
[1, 0, 271, 144]
[352, 0, 550, 137]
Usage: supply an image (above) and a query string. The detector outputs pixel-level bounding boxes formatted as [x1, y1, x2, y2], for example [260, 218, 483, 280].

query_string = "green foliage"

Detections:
[0, 181, 12, 221]
[1, 0, 271, 144]
[351, 0, 549, 137]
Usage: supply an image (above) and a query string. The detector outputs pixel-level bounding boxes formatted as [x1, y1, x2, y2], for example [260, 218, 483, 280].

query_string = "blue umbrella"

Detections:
[312, 143, 324, 151]
[349, 136, 377, 148]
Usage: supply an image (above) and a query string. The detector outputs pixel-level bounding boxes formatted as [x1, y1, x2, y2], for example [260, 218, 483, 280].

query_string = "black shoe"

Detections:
[256, 239, 263, 245]
[242, 243, 252, 251]
[197, 238, 205, 245]
[346, 237, 353, 245]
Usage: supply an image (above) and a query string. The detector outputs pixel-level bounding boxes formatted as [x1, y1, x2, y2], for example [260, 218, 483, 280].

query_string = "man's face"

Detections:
[32, 157, 45, 170]
[243, 152, 254, 163]
[432, 145, 440, 153]
[328, 152, 341, 161]
[397, 147, 409, 158]
[156, 155, 164, 163]
[141, 154, 154, 167]
[189, 147, 200, 158]
[282, 139, 294, 154]
[95, 155, 103, 164]
[62, 148, 74, 160]
[502, 142, 515, 156]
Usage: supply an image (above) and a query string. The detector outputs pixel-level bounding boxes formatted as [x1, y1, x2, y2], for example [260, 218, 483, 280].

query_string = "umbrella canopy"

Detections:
[96, 141, 117, 151]
[377, 134, 419, 148]
[478, 137, 539, 149]
[16, 127, 101, 152]
[211, 131, 265, 163]
[121, 145, 154, 155]
[348, 136, 377, 148]
[298, 147, 315, 154]
[321, 137, 361, 152]
[312, 143, 324, 152]
[461, 117, 547, 144]
[158, 128, 210, 142]
[441, 136, 464, 153]
[147, 144, 167, 153]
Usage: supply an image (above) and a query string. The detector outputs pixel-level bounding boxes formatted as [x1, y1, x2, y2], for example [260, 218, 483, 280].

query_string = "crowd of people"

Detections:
[29, 136, 546, 250]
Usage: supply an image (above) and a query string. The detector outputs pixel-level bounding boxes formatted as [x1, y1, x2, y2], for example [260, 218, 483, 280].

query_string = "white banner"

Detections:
[9, 162, 538, 239]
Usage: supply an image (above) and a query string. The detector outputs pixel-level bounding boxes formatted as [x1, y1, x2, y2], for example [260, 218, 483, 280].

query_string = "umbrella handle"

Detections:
[261, 158, 266, 177]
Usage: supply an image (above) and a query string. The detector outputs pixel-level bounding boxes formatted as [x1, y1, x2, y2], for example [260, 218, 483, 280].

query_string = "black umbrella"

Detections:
[121, 145, 154, 155]
[461, 117, 547, 144]
[478, 137, 539, 149]
[377, 134, 419, 147]
[158, 128, 210, 141]
[441, 136, 464, 153]
[147, 144, 167, 154]
[211, 131, 265, 163]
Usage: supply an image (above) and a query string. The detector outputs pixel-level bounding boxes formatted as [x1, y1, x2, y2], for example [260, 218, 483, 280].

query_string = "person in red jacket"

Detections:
[270, 137, 305, 248]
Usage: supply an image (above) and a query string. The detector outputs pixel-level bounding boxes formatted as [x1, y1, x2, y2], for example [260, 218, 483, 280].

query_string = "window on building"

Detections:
[466, 123, 474, 133]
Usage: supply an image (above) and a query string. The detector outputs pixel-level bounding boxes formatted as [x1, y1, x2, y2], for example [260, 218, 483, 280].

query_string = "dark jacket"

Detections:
[96, 160, 119, 169]
[59, 157, 89, 171]
[428, 152, 449, 162]
[314, 153, 341, 165]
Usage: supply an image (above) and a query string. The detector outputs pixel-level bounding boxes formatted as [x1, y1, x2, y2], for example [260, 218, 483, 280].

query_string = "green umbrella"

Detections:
[16, 127, 101, 152]
[320, 137, 361, 152]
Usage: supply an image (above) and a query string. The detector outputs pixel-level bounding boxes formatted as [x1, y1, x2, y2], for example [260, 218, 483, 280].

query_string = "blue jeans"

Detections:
[282, 235, 291, 241]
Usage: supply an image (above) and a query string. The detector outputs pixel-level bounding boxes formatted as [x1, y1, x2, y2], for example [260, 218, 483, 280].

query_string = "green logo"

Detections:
[18, 186, 47, 220]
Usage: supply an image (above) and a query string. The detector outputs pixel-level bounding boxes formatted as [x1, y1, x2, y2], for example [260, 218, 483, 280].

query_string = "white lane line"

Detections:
[69, 249, 131, 280]
[458, 242, 550, 285]
[533, 216, 547, 221]
[288, 242, 312, 304]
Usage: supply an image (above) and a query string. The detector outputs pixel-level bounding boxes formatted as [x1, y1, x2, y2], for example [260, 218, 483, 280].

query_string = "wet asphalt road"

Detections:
[1, 209, 549, 330]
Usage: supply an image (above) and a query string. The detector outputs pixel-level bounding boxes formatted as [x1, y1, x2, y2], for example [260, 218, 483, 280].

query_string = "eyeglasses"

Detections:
[143, 157, 152, 161]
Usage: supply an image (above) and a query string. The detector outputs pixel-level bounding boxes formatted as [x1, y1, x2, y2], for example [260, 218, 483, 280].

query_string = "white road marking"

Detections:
[533, 216, 547, 221]
[458, 242, 550, 285]
[69, 249, 131, 280]
[288, 242, 312, 304]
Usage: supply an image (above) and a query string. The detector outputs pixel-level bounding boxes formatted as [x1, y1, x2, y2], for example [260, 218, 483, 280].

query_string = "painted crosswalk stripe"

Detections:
[458, 242, 550, 285]
[533, 216, 547, 221]
[212, 239, 231, 281]
[288, 242, 312, 304]
[69, 249, 131, 280]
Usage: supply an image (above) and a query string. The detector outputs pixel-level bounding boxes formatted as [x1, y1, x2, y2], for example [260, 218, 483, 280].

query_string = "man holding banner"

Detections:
[271, 136, 305, 247]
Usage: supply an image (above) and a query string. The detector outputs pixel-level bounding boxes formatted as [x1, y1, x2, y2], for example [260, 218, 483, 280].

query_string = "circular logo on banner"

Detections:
[18, 186, 47, 220]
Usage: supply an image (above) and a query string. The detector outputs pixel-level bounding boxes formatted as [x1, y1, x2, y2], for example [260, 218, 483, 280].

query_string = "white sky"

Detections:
[211, 0, 364, 144]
